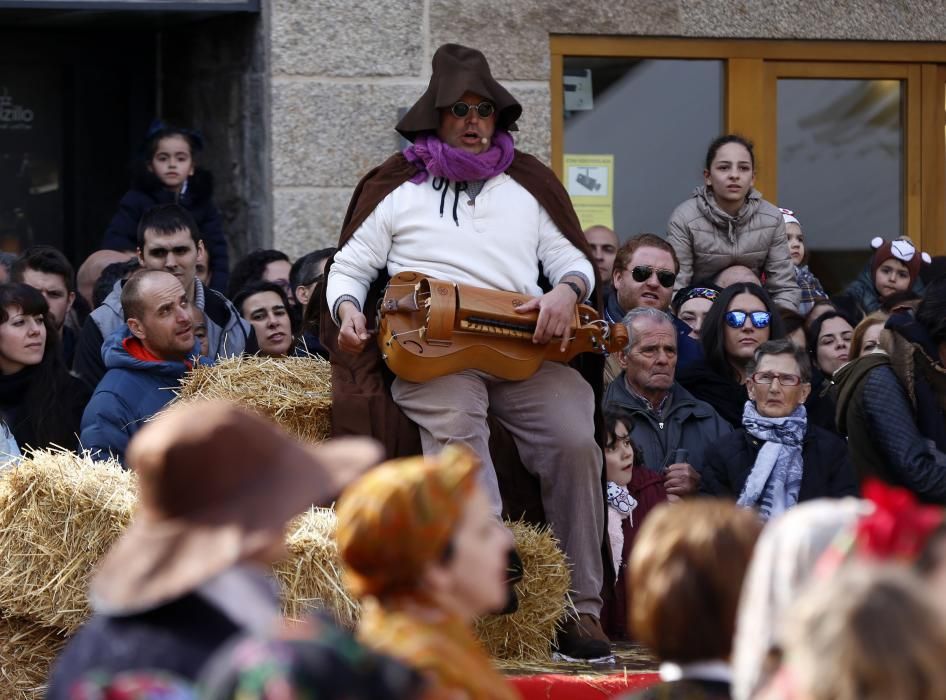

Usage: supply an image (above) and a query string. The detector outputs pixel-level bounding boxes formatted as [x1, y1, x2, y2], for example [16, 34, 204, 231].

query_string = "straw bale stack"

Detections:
[175, 354, 332, 444]
[0, 450, 135, 633]
[0, 446, 569, 682]
[474, 520, 571, 661]
[275, 509, 570, 662]
[0, 616, 67, 699]
[275, 507, 360, 629]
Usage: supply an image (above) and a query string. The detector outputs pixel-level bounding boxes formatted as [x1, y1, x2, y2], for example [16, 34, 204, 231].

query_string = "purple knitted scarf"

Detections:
[403, 131, 515, 184]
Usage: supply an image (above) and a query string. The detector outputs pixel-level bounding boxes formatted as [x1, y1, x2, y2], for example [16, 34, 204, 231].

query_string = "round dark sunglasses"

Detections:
[725, 310, 771, 329]
[629, 265, 676, 289]
[450, 101, 495, 119]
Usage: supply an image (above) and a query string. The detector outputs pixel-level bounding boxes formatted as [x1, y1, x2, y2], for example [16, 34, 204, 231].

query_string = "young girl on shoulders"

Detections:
[101, 121, 229, 293]
[667, 134, 799, 310]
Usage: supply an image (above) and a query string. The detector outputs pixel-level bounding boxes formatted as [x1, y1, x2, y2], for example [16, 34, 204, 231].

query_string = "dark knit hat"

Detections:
[869, 236, 932, 286]
[395, 44, 521, 143]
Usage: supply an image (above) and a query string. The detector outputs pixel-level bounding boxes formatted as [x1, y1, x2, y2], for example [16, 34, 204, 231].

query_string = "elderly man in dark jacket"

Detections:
[834, 277, 946, 503]
[701, 339, 858, 518]
[603, 307, 731, 498]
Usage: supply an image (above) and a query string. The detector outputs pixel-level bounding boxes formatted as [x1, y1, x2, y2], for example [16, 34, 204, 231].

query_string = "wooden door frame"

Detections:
[550, 36, 946, 252]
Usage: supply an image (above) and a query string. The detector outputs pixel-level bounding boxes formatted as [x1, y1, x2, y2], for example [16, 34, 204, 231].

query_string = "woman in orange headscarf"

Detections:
[336, 445, 519, 700]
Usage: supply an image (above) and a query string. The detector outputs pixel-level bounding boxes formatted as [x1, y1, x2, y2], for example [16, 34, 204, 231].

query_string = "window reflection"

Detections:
[777, 79, 903, 290]
[563, 58, 724, 239]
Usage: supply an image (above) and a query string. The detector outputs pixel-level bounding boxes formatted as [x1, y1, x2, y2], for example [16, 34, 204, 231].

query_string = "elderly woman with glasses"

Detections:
[700, 339, 858, 520]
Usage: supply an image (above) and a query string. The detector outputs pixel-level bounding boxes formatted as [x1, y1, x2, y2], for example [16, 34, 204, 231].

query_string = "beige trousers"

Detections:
[392, 362, 605, 615]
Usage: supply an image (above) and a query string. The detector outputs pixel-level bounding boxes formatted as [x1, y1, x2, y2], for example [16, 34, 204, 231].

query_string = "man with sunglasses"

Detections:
[603, 234, 701, 385]
[322, 44, 611, 659]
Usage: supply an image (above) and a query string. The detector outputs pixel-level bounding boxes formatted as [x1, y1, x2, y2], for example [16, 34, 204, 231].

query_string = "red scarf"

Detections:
[122, 337, 192, 369]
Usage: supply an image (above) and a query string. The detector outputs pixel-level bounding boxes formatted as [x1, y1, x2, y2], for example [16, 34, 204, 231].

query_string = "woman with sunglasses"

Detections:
[701, 339, 857, 520]
[678, 283, 785, 428]
[667, 135, 799, 311]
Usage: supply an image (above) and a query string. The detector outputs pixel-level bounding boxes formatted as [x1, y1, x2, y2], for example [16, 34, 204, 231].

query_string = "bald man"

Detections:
[584, 226, 619, 285]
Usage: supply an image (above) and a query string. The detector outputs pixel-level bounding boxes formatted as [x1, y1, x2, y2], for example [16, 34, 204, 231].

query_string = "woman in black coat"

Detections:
[0, 283, 88, 451]
[701, 338, 857, 520]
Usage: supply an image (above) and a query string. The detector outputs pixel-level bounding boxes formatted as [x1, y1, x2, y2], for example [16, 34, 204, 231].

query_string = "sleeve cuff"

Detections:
[561, 270, 593, 303]
[331, 295, 362, 326]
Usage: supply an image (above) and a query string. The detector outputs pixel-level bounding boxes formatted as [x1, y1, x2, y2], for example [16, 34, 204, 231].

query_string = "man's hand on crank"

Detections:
[337, 301, 370, 353]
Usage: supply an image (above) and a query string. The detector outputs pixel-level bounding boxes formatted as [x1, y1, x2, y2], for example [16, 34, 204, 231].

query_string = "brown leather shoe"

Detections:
[555, 613, 611, 659]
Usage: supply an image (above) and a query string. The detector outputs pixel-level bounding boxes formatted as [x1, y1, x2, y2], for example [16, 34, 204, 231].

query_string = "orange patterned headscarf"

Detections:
[336, 444, 479, 598]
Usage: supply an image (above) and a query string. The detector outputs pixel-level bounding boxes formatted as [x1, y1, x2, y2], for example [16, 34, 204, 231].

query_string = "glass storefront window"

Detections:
[563, 58, 724, 239]
[777, 79, 903, 290]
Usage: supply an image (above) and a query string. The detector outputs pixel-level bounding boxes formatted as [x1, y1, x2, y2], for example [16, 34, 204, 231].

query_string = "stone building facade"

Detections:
[264, 0, 946, 258]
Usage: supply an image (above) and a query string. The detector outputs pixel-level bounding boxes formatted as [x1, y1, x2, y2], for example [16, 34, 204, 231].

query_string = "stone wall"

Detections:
[163, 11, 270, 265]
[268, 0, 946, 257]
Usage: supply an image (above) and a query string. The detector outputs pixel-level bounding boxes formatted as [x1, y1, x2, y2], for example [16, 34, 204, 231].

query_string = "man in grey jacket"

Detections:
[74, 204, 251, 389]
[603, 307, 731, 499]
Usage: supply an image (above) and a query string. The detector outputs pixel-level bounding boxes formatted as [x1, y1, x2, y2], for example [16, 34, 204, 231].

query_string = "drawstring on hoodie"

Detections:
[431, 178, 466, 226]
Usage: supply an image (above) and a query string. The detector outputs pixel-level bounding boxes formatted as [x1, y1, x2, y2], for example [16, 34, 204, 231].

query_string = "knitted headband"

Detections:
[870, 236, 932, 285]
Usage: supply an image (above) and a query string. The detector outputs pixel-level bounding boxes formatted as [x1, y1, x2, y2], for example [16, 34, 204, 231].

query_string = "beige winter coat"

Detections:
[667, 187, 800, 309]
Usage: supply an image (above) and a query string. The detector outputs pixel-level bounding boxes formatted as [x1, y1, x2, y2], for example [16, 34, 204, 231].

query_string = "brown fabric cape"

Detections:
[319, 151, 609, 536]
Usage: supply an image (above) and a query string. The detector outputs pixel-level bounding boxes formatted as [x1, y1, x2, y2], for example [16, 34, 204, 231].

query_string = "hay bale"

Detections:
[0, 450, 135, 633]
[274, 507, 359, 629]
[276, 511, 569, 662]
[0, 615, 68, 699]
[176, 355, 332, 444]
[475, 520, 571, 662]
[0, 448, 568, 663]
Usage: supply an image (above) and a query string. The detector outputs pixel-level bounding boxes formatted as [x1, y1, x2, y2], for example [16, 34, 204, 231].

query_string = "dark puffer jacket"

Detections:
[834, 344, 946, 504]
[100, 168, 229, 293]
[701, 423, 858, 502]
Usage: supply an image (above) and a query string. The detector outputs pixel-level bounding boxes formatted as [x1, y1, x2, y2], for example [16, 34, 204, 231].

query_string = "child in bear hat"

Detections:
[840, 236, 931, 315]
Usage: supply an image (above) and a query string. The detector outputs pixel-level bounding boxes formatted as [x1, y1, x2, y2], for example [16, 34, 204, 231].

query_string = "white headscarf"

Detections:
[731, 498, 868, 700]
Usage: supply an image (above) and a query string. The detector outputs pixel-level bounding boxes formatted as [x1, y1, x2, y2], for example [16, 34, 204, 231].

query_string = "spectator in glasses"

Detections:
[701, 339, 857, 519]
[667, 134, 800, 311]
[678, 283, 786, 428]
[604, 234, 701, 385]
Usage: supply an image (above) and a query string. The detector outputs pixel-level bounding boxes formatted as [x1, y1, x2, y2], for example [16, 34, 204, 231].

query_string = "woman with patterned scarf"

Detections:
[701, 339, 858, 520]
[335, 445, 520, 700]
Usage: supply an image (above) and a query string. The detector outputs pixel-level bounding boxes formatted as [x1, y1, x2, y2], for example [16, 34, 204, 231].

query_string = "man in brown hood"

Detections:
[322, 44, 610, 659]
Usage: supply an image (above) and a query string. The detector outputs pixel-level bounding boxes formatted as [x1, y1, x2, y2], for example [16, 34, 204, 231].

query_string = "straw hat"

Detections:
[395, 43, 521, 142]
[90, 400, 382, 614]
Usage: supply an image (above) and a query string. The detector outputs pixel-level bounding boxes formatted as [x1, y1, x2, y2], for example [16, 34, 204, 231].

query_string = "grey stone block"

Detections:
[509, 84, 552, 166]
[271, 0, 425, 76]
[679, 0, 946, 40]
[429, 0, 682, 80]
[273, 188, 353, 259]
[272, 80, 428, 188]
